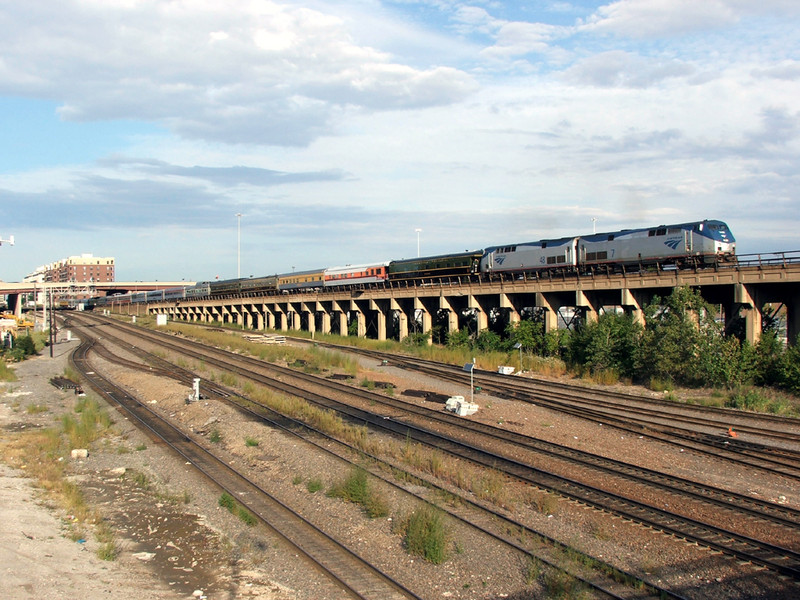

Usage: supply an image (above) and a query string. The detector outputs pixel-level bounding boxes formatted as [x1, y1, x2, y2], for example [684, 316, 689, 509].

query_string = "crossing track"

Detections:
[68, 333, 420, 600]
[303, 341, 800, 481]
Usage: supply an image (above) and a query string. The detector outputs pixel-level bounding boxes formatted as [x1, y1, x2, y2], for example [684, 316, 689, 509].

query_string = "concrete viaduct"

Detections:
[142, 259, 800, 346]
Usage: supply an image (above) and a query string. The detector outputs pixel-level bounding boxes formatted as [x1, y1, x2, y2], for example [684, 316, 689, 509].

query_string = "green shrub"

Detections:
[327, 467, 388, 518]
[401, 506, 450, 564]
[219, 492, 236, 512]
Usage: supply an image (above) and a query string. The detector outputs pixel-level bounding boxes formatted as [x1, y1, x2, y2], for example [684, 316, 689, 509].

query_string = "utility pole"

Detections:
[236, 213, 243, 278]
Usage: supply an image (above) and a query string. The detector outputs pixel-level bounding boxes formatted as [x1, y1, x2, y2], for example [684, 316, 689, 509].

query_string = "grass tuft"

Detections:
[396, 505, 451, 564]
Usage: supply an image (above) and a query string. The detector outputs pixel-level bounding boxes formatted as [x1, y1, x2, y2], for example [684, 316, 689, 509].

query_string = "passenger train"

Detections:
[93, 219, 736, 307]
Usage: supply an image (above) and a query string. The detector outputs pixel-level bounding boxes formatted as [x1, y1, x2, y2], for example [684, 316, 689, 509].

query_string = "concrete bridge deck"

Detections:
[137, 260, 800, 345]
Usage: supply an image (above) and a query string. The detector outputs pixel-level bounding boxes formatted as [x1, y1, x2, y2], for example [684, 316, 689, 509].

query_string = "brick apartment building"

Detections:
[24, 254, 115, 306]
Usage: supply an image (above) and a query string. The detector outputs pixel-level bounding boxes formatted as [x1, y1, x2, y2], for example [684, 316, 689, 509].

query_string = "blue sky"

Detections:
[1, 0, 799, 283]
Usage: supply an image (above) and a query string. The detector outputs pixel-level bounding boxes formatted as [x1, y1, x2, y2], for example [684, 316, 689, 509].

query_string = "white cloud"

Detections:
[0, 0, 476, 146]
[561, 50, 695, 88]
[580, 0, 739, 38]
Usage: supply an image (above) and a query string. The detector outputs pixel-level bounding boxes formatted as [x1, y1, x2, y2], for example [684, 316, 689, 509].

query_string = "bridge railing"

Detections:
[735, 250, 800, 269]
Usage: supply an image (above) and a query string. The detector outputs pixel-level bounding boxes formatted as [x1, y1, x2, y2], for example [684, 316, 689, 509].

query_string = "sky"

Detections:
[1, 0, 799, 283]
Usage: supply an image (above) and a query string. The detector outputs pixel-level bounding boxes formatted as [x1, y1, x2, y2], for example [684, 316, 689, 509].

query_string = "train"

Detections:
[92, 219, 736, 307]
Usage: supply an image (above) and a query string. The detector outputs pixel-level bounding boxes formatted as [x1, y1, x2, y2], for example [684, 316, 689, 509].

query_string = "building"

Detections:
[24, 254, 115, 306]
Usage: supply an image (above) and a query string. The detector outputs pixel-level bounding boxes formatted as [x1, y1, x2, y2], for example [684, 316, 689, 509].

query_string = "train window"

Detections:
[608, 235, 614, 241]
[648, 230, 656, 237]
[542, 242, 548, 248]
[656, 228, 666, 236]
[668, 228, 681, 234]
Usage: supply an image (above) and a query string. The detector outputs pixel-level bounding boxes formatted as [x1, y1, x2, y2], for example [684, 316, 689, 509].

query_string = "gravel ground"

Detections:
[2, 327, 800, 600]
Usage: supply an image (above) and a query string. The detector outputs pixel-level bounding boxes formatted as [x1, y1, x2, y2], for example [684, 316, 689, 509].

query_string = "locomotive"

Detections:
[482, 219, 735, 276]
[94, 219, 735, 306]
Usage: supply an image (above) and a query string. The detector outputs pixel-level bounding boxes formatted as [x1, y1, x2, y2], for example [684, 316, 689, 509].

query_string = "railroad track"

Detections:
[70, 314, 800, 582]
[69, 313, 678, 600]
[304, 341, 800, 480]
[68, 333, 419, 600]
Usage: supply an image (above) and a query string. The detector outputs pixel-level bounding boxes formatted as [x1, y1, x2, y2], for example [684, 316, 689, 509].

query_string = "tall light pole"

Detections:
[591, 217, 597, 234]
[236, 213, 243, 278]
[415, 228, 422, 257]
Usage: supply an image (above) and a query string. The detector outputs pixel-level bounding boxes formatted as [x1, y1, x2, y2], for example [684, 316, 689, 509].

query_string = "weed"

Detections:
[237, 506, 257, 526]
[543, 570, 588, 599]
[398, 505, 451, 564]
[292, 475, 303, 485]
[532, 491, 559, 516]
[0, 361, 18, 381]
[96, 541, 118, 561]
[209, 428, 221, 443]
[26, 403, 48, 414]
[648, 377, 673, 392]
[525, 556, 542, 585]
[327, 467, 389, 518]
[306, 478, 323, 493]
[219, 492, 236, 512]
[131, 471, 151, 490]
[726, 387, 796, 415]
[245, 436, 259, 447]
[135, 443, 147, 451]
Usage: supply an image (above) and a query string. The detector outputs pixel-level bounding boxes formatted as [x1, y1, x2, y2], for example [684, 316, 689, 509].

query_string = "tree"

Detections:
[566, 312, 641, 378]
[636, 287, 737, 387]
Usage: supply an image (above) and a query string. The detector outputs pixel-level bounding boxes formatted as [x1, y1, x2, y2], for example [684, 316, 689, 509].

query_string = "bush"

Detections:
[400, 506, 450, 564]
[327, 467, 389, 518]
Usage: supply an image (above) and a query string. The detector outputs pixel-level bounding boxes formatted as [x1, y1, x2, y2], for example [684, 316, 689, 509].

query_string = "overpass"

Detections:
[144, 254, 800, 346]
[0, 281, 192, 315]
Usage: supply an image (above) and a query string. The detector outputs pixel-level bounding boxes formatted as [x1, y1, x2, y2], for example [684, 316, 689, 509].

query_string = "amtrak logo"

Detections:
[664, 238, 681, 250]
[494, 255, 506, 265]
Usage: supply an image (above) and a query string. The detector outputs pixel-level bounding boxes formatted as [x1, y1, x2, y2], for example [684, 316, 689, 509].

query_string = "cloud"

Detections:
[0, 1, 476, 146]
[580, 0, 739, 39]
[100, 157, 350, 187]
[561, 50, 695, 87]
[752, 60, 800, 81]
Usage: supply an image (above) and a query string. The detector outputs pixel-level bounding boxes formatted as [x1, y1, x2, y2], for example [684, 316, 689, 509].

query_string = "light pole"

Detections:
[236, 213, 243, 278]
[415, 228, 422, 257]
[591, 217, 597, 234]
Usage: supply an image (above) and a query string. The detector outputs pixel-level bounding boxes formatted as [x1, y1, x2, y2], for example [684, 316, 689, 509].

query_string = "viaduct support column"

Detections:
[392, 299, 408, 341]
[735, 284, 762, 346]
[501, 294, 521, 328]
[621, 289, 644, 327]
[440, 296, 459, 337]
[263, 304, 276, 330]
[415, 298, 433, 345]
[333, 300, 348, 336]
[276, 305, 288, 331]
[536, 292, 559, 332]
[787, 292, 800, 346]
[371, 300, 387, 341]
[576, 290, 598, 325]
[352, 302, 366, 338]
[319, 309, 331, 336]
[468, 295, 489, 334]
